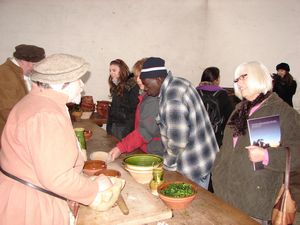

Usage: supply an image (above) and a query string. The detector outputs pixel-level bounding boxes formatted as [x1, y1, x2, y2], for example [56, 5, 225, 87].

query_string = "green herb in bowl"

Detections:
[161, 182, 194, 198]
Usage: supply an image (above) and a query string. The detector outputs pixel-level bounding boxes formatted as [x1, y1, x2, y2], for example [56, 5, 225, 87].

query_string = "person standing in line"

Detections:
[196, 66, 234, 193]
[108, 58, 164, 161]
[196, 66, 234, 147]
[272, 62, 297, 107]
[140, 57, 219, 189]
[0, 44, 45, 142]
[106, 59, 139, 140]
[212, 61, 300, 224]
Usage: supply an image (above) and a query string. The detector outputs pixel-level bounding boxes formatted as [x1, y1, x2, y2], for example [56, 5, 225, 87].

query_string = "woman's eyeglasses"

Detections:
[234, 74, 248, 83]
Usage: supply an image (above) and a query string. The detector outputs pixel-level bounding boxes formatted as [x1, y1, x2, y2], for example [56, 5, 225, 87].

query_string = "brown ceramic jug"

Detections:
[96, 101, 110, 119]
[80, 96, 95, 112]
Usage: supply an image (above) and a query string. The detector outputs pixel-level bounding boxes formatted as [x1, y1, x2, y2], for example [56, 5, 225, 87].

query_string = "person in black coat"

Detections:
[272, 62, 297, 107]
[196, 67, 234, 147]
[196, 66, 234, 193]
[106, 59, 139, 140]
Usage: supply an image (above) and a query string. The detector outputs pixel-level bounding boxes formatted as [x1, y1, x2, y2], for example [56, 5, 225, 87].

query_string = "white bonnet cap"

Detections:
[31, 53, 89, 84]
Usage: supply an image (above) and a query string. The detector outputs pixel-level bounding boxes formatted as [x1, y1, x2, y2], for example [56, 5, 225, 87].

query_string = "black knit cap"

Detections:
[276, 62, 290, 72]
[140, 57, 168, 79]
[13, 44, 45, 62]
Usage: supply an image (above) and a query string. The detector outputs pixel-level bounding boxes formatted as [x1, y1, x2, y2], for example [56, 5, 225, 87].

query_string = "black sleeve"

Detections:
[106, 105, 112, 134]
[123, 85, 140, 134]
[290, 80, 297, 96]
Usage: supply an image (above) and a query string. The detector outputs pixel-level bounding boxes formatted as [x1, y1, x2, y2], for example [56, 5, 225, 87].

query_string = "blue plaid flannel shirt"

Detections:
[156, 73, 219, 183]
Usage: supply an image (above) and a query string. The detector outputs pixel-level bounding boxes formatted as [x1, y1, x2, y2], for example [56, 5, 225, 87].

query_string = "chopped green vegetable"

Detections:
[161, 183, 194, 198]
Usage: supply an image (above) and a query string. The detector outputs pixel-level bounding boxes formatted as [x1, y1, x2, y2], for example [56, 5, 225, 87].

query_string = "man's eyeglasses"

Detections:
[234, 74, 248, 83]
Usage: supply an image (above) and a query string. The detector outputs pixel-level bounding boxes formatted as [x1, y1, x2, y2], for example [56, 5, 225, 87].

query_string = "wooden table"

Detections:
[74, 120, 259, 225]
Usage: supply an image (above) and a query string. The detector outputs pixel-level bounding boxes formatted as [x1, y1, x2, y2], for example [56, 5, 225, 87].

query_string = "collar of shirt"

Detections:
[10, 57, 20, 67]
[30, 85, 69, 106]
[159, 71, 172, 98]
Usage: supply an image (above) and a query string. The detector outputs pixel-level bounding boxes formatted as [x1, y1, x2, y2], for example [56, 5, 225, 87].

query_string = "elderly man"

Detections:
[0, 44, 45, 139]
[140, 57, 219, 189]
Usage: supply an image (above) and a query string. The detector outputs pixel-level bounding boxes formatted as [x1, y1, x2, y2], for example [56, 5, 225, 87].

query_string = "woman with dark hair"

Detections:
[196, 67, 233, 147]
[212, 61, 300, 224]
[106, 59, 139, 140]
[272, 62, 297, 107]
[201, 66, 221, 84]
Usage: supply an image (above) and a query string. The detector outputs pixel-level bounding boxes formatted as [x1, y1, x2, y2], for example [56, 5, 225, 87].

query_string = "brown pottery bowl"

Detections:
[83, 160, 107, 176]
[94, 169, 121, 177]
[81, 96, 94, 104]
[157, 181, 197, 210]
[96, 101, 110, 119]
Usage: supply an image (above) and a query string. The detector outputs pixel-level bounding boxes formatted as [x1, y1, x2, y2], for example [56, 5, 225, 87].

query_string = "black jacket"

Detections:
[196, 85, 234, 147]
[272, 74, 297, 107]
[106, 76, 139, 139]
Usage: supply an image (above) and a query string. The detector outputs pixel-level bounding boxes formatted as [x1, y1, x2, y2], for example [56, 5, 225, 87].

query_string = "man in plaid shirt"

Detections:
[140, 57, 219, 189]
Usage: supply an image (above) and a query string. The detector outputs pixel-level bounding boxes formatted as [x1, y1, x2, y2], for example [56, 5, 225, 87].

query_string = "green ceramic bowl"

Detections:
[123, 154, 163, 171]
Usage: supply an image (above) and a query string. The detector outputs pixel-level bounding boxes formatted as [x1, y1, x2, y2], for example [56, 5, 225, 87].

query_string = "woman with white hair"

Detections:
[0, 54, 123, 225]
[212, 61, 300, 224]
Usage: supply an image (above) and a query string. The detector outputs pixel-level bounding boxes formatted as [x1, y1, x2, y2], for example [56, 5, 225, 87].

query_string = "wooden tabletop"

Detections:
[74, 120, 259, 225]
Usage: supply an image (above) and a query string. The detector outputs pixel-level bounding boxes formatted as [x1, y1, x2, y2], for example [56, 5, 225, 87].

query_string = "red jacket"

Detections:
[116, 94, 163, 156]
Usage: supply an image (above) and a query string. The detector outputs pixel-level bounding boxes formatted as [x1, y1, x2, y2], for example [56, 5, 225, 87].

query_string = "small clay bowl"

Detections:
[83, 160, 107, 176]
[84, 130, 93, 141]
[94, 169, 121, 177]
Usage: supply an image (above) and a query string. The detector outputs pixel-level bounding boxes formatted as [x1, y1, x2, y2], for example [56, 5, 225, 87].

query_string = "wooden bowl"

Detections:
[90, 151, 109, 162]
[94, 169, 121, 177]
[84, 130, 93, 141]
[157, 181, 197, 210]
[83, 160, 107, 176]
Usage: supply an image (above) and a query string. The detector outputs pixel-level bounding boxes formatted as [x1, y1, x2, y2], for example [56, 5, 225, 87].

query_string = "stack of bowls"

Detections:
[80, 96, 95, 112]
[123, 154, 163, 184]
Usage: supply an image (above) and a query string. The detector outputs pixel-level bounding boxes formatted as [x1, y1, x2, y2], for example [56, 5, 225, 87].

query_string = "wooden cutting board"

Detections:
[76, 161, 173, 225]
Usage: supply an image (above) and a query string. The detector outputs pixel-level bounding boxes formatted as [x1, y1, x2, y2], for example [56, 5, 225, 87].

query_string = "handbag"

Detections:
[272, 147, 297, 225]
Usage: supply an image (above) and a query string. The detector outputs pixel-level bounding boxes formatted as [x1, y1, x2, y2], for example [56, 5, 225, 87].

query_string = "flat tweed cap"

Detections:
[13, 44, 45, 62]
[31, 54, 89, 84]
[140, 57, 168, 79]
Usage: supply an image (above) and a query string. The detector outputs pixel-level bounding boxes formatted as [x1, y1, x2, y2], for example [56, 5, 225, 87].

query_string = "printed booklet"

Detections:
[247, 115, 281, 170]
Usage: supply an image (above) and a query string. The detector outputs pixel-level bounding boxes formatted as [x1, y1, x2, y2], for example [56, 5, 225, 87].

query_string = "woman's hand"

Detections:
[108, 147, 122, 162]
[245, 145, 265, 162]
[95, 174, 113, 192]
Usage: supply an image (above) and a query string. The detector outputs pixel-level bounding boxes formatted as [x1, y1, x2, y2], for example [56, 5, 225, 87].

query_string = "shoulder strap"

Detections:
[0, 166, 67, 201]
[284, 147, 291, 190]
[197, 89, 204, 96]
[212, 89, 222, 97]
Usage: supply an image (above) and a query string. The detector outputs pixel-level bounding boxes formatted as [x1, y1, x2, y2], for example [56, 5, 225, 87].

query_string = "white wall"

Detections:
[0, 0, 299, 110]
